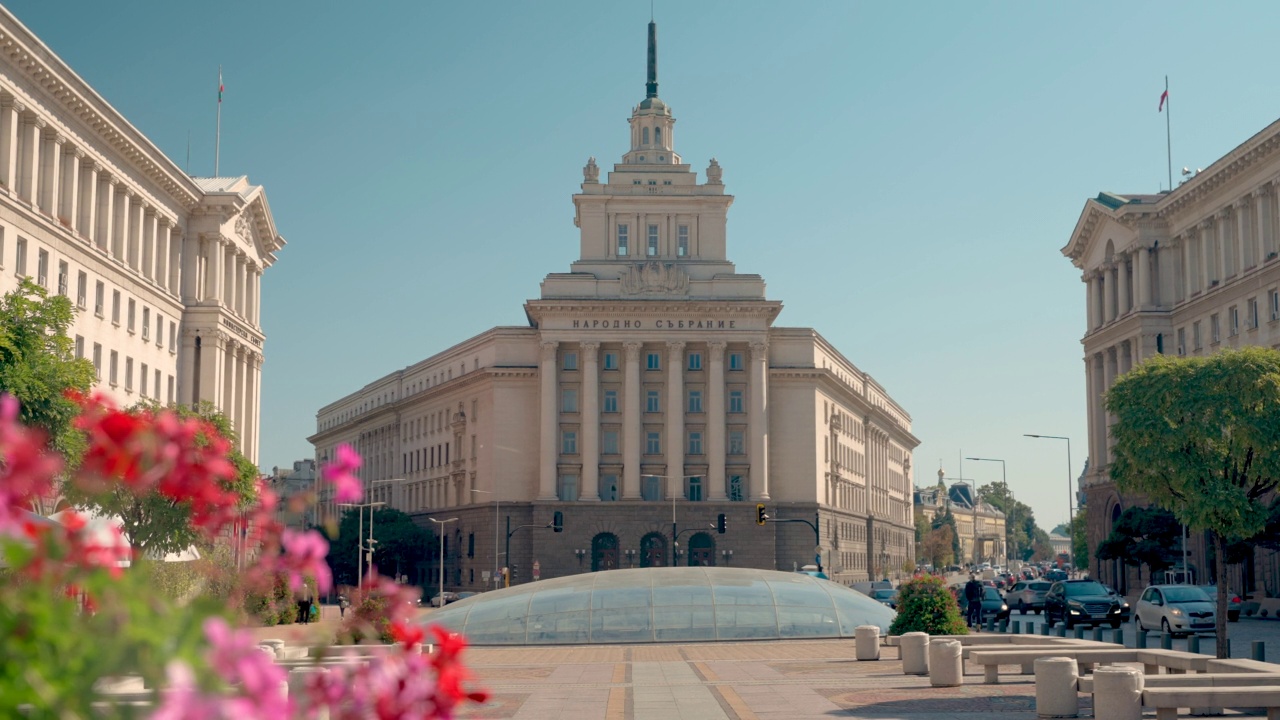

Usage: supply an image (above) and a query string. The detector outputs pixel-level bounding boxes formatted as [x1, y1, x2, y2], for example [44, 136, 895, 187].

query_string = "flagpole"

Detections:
[1165, 75, 1172, 192]
[215, 65, 222, 176]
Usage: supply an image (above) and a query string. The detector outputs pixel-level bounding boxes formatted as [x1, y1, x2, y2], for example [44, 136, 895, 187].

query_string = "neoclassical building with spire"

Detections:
[311, 21, 918, 591]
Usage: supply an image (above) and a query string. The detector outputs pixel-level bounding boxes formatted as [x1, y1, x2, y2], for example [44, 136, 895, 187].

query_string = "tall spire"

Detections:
[646, 21, 658, 99]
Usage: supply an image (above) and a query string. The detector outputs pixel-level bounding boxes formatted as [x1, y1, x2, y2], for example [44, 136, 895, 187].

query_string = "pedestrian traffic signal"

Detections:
[552, 511, 564, 533]
[511, 564, 518, 580]
[716, 513, 727, 534]
[756, 504, 768, 526]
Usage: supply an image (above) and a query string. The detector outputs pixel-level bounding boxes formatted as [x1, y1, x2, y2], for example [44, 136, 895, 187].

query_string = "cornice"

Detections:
[525, 298, 783, 320]
[771, 368, 919, 448]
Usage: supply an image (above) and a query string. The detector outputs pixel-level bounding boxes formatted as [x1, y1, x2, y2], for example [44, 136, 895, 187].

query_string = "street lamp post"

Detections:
[468, 489, 501, 590]
[429, 517, 458, 607]
[966, 457, 1007, 566]
[1024, 434, 1074, 573]
[337, 501, 386, 587]
[642, 474, 704, 567]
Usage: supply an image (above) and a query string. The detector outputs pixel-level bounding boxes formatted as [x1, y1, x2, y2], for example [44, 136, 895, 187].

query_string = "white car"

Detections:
[1134, 585, 1215, 636]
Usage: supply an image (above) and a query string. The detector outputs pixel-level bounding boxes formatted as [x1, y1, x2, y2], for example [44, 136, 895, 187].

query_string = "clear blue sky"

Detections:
[10, 0, 1280, 533]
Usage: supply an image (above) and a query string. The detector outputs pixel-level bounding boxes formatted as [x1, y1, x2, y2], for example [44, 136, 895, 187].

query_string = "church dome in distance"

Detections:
[424, 566, 896, 645]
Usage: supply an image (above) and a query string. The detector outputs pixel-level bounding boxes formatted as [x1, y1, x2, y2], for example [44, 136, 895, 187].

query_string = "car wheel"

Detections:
[1161, 618, 1173, 636]
[1110, 619, 1121, 629]
[1229, 612, 1240, 623]
[1035, 607, 1042, 615]
[1064, 614, 1074, 630]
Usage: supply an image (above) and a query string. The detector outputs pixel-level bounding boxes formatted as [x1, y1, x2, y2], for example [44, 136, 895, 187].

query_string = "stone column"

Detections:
[1085, 273, 1099, 330]
[706, 341, 727, 500]
[622, 342, 642, 499]
[180, 331, 197, 405]
[19, 115, 42, 205]
[0, 98, 21, 189]
[203, 237, 218, 300]
[155, 220, 169, 291]
[1117, 254, 1131, 315]
[232, 254, 243, 316]
[665, 341, 686, 499]
[249, 267, 260, 326]
[1102, 263, 1116, 322]
[1239, 201, 1255, 271]
[42, 132, 62, 216]
[1092, 353, 1106, 470]
[81, 162, 98, 247]
[115, 190, 131, 263]
[223, 247, 234, 307]
[223, 341, 238, 430]
[142, 208, 156, 281]
[580, 342, 600, 501]
[63, 147, 80, 234]
[236, 347, 249, 454]
[182, 231, 200, 303]
[748, 340, 770, 500]
[537, 341, 558, 500]
[1213, 215, 1228, 285]
[1104, 347, 1118, 460]
[100, 178, 116, 255]
[1136, 246, 1151, 310]
[1260, 185, 1277, 261]
[197, 332, 225, 406]
[248, 353, 261, 463]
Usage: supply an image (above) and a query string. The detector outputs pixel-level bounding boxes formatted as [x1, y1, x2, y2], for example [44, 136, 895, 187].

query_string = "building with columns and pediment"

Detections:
[311, 22, 918, 593]
[1064, 116, 1280, 599]
[0, 8, 284, 464]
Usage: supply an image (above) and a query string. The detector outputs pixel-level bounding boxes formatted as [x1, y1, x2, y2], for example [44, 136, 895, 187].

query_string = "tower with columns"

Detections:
[311, 20, 917, 591]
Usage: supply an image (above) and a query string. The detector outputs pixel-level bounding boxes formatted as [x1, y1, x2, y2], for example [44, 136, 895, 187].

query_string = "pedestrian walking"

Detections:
[964, 574, 983, 629]
[339, 594, 350, 619]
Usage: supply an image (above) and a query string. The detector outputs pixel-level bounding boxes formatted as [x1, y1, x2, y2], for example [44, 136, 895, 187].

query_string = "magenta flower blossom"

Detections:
[280, 528, 333, 593]
[322, 444, 363, 503]
[203, 617, 291, 717]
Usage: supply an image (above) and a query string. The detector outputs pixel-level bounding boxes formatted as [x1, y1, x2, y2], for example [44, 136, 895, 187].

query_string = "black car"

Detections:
[1044, 580, 1124, 629]
[962, 586, 1010, 624]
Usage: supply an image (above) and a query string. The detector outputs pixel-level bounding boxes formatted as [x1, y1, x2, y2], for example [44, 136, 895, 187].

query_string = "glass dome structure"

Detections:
[425, 567, 896, 645]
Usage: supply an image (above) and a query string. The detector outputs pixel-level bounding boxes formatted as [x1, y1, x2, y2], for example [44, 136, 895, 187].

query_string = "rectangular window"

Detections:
[602, 430, 620, 455]
[124, 357, 133, 391]
[76, 271, 87, 308]
[617, 224, 629, 256]
[15, 237, 27, 276]
[688, 431, 703, 455]
[688, 390, 703, 413]
[127, 299, 135, 333]
[601, 474, 619, 502]
[647, 224, 659, 257]
[56, 260, 67, 295]
[561, 388, 578, 413]
[95, 281, 104, 317]
[167, 375, 174, 404]
[1249, 298, 1260, 329]
[1272, 290, 1280, 321]
[646, 352, 660, 370]
[561, 430, 577, 454]
[728, 352, 744, 371]
[642, 475, 661, 501]
[687, 352, 702, 371]
[111, 291, 120, 324]
[1177, 328, 1186, 355]
[142, 307, 151, 340]
[687, 475, 702, 501]
[562, 352, 578, 370]
[603, 389, 618, 413]
[156, 314, 163, 347]
[0, 227, 4, 267]
[169, 321, 176, 352]
[140, 363, 148, 397]
[646, 390, 660, 413]
[36, 248, 48, 286]
[155, 369, 161, 400]
[109, 351, 118, 386]
[92, 343, 102, 380]
[1229, 306, 1240, 336]
[1211, 313, 1220, 343]
[646, 431, 661, 454]
[74, 335, 84, 359]
[1193, 321, 1202, 350]
[729, 475, 744, 502]
[603, 352, 618, 371]
[557, 475, 578, 502]
[677, 224, 689, 257]
[729, 390, 745, 414]
[729, 431, 745, 455]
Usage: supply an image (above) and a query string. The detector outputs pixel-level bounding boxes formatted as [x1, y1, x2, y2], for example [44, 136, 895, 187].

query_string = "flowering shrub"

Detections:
[0, 393, 487, 718]
[887, 573, 969, 636]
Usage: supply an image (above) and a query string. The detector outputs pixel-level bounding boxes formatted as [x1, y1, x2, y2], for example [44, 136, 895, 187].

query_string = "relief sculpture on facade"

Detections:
[620, 261, 690, 296]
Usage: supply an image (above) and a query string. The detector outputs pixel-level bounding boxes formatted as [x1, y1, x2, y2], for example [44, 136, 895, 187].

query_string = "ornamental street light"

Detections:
[468, 488, 502, 590]
[1024, 434, 1074, 573]
[966, 457, 1007, 565]
[642, 474, 706, 566]
[429, 517, 458, 607]
[337, 500, 386, 587]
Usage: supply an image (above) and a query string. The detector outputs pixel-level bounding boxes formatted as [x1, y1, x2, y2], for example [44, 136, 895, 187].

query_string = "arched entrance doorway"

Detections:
[640, 532, 667, 568]
[688, 532, 715, 567]
[592, 533, 619, 572]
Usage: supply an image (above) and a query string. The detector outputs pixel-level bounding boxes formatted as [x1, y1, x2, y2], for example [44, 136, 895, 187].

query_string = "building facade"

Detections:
[914, 471, 1007, 567]
[0, 8, 284, 463]
[1063, 117, 1280, 597]
[311, 22, 918, 592]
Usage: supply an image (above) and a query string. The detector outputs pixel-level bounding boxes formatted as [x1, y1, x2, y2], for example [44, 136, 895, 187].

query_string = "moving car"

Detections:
[869, 588, 898, 609]
[1200, 586, 1242, 622]
[1101, 585, 1131, 622]
[1134, 585, 1215, 636]
[1044, 580, 1124, 629]
[975, 586, 1010, 623]
[1007, 580, 1052, 614]
[430, 591, 459, 608]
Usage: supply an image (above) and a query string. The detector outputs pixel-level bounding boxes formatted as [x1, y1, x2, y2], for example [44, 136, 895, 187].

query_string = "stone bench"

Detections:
[959, 643, 1111, 676]
[886, 634, 1081, 647]
[1206, 657, 1278, 673]
[1079, 672, 1280, 693]
[1144, 687, 1280, 720]
[968, 648, 1140, 683]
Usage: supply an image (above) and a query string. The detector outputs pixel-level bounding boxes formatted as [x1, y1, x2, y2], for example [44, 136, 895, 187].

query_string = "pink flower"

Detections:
[0, 394, 62, 538]
[322, 444, 363, 503]
[280, 528, 333, 594]
[203, 617, 290, 718]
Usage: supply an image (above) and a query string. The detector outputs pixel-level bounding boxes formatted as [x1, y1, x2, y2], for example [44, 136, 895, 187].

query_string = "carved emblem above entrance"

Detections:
[234, 213, 253, 245]
[620, 261, 690, 296]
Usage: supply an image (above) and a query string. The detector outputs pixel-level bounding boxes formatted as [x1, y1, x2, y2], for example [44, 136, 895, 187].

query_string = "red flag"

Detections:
[1159, 89, 1168, 112]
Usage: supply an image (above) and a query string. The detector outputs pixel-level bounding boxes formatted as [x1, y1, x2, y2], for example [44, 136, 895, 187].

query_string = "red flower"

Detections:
[390, 621, 424, 649]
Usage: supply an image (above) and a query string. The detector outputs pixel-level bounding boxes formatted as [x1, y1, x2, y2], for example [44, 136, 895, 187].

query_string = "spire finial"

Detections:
[646, 19, 658, 98]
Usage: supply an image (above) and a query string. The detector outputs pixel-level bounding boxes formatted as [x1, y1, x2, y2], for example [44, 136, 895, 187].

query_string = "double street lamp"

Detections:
[966, 456, 1006, 566]
[1024, 434, 1074, 573]
[428, 517, 458, 607]
[337, 500, 386, 588]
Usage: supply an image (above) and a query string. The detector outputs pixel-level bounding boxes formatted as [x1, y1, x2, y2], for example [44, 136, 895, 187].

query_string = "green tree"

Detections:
[324, 507, 433, 588]
[888, 573, 968, 636]
[1107, 347, 1280, 657]
[914, 510, 931, 544]
[979, 481, 1035, 563]
[1070, 508, 1089, 572]
[921, 524, 956, 570]
[1096, 506, 1179, 584]
[931, 507, 962, 566]
[65, 400, 259, 556]
[0, 278, 95, 467]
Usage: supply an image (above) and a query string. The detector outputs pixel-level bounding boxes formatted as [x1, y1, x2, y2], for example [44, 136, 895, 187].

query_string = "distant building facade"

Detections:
[915, 469, 1007, 567]
[1063, 117, 1280, 597]
[270, 459, 317, 530]
[0, 8, 285, 463]
[310, 22, 919, 592]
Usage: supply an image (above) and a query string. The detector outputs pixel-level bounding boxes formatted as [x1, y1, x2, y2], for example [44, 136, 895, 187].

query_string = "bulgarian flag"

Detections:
[218, 68, 224, 104]
[1159, 88, 1168, 112]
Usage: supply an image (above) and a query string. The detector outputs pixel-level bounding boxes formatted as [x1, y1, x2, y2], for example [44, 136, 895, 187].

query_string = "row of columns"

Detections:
[1179, 187, 1278, 299]
[537, 338, 770, 502]
[184, 331, 262, 462]
[0, 96, 185, 298]
[1085, 339, 1138, 473]
[1086, 245, 1154, 330]
[198, 234, 261, 324]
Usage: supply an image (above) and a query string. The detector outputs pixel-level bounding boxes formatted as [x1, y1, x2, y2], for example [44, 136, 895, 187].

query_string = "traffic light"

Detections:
[552, 511, 564, 533]
[756, 504, 768, 526]
[511, 564, 519, 580]
[716, 513, 727, 534]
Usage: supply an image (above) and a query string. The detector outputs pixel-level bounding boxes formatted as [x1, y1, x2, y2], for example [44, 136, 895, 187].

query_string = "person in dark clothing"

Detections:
[963, 575, 983, 628]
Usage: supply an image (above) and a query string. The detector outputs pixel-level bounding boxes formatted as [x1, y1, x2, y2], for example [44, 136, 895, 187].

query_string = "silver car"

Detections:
[1008, 580, 1052, 614]
[1200, 585, 1242, 622]
[1134, 585, 1215, 636]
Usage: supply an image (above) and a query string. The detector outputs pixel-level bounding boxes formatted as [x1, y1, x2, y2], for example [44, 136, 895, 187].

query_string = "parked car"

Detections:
[430, 591, 459, 607]
[1044, 580, 1124, 629]
[869, 588, 898, 609]
[1044, 570, 1068, 582]
[455, 591, 480, 602]
[1134, 585, 1215, 636]
[1200, 586, 1242, 622]
[1008, 580, 1052, 614]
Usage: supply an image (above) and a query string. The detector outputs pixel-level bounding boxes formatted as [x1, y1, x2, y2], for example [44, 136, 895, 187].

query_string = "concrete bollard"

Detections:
[1073, 625, 1085, 640]
[1091, 627, 1103, 642]
[1034, 657, 1079, 718]
[986, 617, 996, 632]
[289, 667, 330, 719]
[855, 625, 880, 661]
[1188, 634, 1200, 654]
[998, 618, 1008, 633]
[1012, 620, 1021, 634]
[1112, 628, 1124, 647]
[900, 632, 930, 675]
[1092, 665, 1143, 720]
[1160, 632, 1172, 650]
[1056, 624, 1067, 638]
[928, 639, 963, 687]
[1042, 622, 1052, 636]
[1136, 629, 1147, 649]
[1253, 640, 1266, 662]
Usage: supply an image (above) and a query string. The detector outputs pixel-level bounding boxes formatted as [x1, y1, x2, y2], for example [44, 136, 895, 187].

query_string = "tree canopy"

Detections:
[324, 507, 432, 588]
[1107, 346, 1280, 657]
[1096, 506, 1180, 583]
